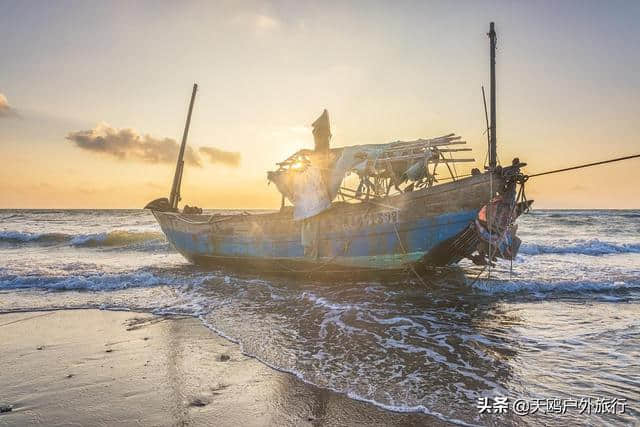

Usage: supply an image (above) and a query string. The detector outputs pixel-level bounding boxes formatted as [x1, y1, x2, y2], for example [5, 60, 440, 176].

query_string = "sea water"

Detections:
[1, 209, 638, 425]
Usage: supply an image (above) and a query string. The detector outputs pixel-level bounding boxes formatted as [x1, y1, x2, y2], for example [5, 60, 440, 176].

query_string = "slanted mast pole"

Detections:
[488, 22, 497, 169]
[169, 83, 198, 210]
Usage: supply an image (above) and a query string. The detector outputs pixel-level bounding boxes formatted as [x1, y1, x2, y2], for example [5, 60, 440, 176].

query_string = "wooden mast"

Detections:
[169, 83, 198, 211]
[488, 22, 497, 169]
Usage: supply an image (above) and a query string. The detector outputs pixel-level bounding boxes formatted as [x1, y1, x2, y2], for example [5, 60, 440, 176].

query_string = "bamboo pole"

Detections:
[169, 83, 198, 210]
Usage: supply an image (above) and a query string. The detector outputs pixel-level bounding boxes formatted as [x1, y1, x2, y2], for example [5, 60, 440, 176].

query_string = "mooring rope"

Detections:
[527, 154, 640, 178]
[391, 221, 433, 287]
[468, 181, 524, 288]
[488, 168, 493, 279]
[466, 152, 639, 285]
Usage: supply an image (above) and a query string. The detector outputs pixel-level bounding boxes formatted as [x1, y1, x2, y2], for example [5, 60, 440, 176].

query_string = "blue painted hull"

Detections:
[152, 174, 498, 274]
[158, 209, 477, 269]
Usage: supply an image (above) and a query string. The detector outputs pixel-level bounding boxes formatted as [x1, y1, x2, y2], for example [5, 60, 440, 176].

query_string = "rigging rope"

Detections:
[468, 180, 525, 288]
[488, 167, 493, 279]
[392, 222, 433, 287]
[467, 152, 639, 285]
[527, 154, 640, 178]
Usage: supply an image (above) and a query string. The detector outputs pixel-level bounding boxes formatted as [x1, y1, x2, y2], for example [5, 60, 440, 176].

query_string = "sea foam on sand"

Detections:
[0, 309, 438, 427]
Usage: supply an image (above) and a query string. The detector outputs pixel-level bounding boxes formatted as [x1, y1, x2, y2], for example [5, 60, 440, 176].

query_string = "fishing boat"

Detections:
[145, 23, 532, 278]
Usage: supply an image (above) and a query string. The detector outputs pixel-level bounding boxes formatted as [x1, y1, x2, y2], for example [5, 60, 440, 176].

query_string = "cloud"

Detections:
[0, 93, 17, 118]
[66, 122, 201, 166]
[66, 122, 240, 168]
[199, 146, 241, 167]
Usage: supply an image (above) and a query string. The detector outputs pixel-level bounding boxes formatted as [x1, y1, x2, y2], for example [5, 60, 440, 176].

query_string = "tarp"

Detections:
[325, 145, 385, 199]
[291, 163, 331, 220]
[269, 151, 334, 220]
[268, 144, 387, 220]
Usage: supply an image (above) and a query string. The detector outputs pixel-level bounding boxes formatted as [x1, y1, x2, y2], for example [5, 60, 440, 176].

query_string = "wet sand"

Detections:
[0, 309, 439, 426]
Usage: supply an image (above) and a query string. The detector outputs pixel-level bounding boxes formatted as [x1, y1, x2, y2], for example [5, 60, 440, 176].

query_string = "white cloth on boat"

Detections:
[325, 145, 386, 199]
[291, 163, 331, 220]
[268, 151, 335, 220]
[301, 216, 321, 258]
[268, 144, 388, 220]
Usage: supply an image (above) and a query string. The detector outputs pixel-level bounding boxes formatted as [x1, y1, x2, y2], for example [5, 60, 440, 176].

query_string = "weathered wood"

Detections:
[169, 84, 198, 210]
[369, 154, 474, 163]
[440, 151, 457, 181]
[489, 22, 497, 169]
[384, 158, 403, 193]
[385, 139, 465, 151]
[153, 172, 501, 275]
[389, 133, 457, 145]
[438, 148, 472, 152]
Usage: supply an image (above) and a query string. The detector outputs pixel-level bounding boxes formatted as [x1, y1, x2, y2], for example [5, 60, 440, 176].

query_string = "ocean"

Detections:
[1, 209, 638, 425]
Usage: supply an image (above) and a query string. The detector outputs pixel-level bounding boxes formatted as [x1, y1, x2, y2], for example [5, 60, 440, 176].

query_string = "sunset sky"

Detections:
[1, 0, 639, 209]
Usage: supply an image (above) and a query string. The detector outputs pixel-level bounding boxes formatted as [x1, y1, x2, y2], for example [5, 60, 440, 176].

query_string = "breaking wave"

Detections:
[0, 269, 219, 291]
[0, 271, 169, 291]
[0, 230, 167, 249]
[0, 231, 69, 243]
[70, 231, 166, 248]
[519, 239, 640, 256]
[473, 278, 640, 295]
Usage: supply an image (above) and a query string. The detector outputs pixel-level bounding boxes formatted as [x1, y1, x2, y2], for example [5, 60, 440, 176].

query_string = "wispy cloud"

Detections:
[66, 122, 240, 167]
[199, 146, 241, 167]
[0, 93, 18, 118]
[66, 123, 201, 166]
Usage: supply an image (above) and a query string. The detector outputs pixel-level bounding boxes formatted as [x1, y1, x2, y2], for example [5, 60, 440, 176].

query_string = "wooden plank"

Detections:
[368, 154, 474, 163]
[383, 141, 467, 153]
[440, 151, 457, 181]
[388, 136, 460, 146]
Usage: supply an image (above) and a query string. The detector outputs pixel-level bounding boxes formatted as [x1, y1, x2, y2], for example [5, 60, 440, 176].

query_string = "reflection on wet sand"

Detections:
[188, 267, 529, 425]
[156, 309, 441, 426]
[0, 309, 441, 426]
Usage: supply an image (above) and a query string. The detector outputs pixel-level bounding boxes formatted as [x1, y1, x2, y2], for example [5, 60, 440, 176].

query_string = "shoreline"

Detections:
[0, 309, 442, 426]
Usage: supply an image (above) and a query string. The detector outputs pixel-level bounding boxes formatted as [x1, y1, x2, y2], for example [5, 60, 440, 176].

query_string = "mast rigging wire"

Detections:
[527, 154, 640, 178]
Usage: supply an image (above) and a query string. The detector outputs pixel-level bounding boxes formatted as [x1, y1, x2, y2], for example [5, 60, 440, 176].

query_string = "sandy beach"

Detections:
[0, 309, 437, 426]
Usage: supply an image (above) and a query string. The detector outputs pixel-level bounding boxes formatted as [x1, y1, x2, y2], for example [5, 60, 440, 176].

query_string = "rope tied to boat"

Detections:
[526, 154, 640, 179]
[391, 222, 434, 287]
[467, 153, 640, 285]
[469, 173, 527, 287]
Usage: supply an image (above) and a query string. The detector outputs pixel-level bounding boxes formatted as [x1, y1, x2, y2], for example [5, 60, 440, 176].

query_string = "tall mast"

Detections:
[169, 83, 198, 210]
[488, 22, 497, 169]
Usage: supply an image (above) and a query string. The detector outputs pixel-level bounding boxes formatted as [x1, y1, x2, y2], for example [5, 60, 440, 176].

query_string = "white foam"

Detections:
[0, 271, 178, 291]
[301, 291, 355, 311]
[520, 239, 640, 256]
[0, 230, 69, 243]
[195, 314, 475, 426]
[0, 228, 167, 250]
[473, 278, 640, 295]
[70, 232, 108, 246]
[0, 230, 43, 241]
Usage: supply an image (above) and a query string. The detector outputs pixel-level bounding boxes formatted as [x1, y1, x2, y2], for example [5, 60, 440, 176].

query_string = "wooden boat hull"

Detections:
[152, 173, 501, 276]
